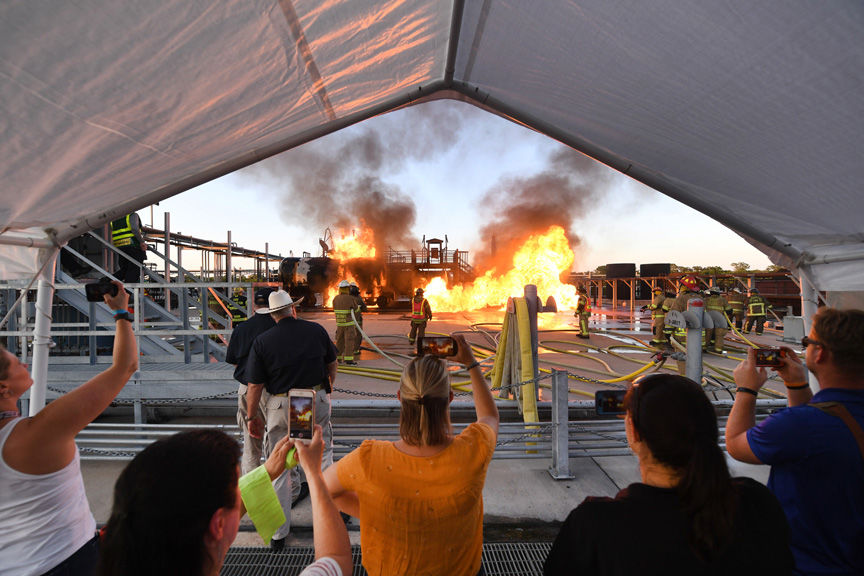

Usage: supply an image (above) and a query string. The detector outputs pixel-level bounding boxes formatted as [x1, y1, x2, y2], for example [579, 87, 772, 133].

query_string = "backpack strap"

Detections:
[811, 401, 864, 461]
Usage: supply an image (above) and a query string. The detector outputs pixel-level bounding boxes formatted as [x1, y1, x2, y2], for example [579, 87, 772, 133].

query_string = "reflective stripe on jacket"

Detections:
[110, 215, 138, 247]
[411, 298, 428, 321]
[747, 297, 767, 316]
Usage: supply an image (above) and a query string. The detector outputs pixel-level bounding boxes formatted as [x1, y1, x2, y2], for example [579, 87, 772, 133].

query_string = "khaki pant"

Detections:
[236, 384, 267, 475]
[335, 325, 357, 362]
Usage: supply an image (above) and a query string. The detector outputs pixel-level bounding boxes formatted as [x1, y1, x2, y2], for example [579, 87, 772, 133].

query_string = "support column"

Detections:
[164, 212, 172, 312]
[226, 231, 232, 282]
[548, 369, 573, 480]
[29, 250, 59, 416]
[799, 267, 819, 391]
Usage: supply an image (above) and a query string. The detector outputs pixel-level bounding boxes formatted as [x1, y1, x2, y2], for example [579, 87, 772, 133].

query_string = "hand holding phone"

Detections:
[289, 389, 315, 441]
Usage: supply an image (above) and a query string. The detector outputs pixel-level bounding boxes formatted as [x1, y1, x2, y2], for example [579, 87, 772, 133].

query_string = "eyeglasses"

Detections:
[801, 336, 822, 348]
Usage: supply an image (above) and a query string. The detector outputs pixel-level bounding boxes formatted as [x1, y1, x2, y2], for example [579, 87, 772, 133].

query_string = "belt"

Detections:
[273, 384, 324, 397]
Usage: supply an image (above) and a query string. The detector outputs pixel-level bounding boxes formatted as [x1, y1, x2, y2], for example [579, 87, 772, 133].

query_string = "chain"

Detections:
[46, 385, 238, 406]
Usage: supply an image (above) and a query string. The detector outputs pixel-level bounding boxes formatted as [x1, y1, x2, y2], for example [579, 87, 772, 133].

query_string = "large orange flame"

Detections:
[423, 225, 580, 312]
[331, 229, 376, 260]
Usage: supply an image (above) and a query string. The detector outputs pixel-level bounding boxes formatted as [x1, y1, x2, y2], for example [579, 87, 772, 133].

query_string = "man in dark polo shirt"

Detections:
[245, 290, 338, 549]
[225, 287, 276, 474]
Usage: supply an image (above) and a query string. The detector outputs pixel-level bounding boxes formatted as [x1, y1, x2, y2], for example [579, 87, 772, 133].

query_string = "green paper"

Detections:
[238, 465, 286, 543]
[286, 447, 299, 469]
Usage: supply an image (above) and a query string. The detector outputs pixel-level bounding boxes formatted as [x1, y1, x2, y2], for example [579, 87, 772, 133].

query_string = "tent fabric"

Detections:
[0, 0, 862, 290]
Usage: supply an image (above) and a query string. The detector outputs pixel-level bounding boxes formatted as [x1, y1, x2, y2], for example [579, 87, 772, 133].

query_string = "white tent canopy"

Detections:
[2, 0, 863, 290]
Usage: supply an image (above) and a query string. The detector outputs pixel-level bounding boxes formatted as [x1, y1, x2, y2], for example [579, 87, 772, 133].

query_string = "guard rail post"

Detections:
[548, 369, 574, 479]
[202, 294, 210, 362]
[182, 288, 191, 363]
[88, 301, 97, 365]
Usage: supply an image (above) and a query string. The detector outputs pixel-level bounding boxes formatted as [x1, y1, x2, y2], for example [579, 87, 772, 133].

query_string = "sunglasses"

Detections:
[801, 336, 822, 348]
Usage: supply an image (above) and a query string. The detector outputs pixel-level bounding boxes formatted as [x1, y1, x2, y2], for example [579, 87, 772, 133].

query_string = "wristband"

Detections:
[736, 387, 759, 397]
[113, 310, 133, 323]
[465, 360, 480, 371]
[785, 382, 809, 390]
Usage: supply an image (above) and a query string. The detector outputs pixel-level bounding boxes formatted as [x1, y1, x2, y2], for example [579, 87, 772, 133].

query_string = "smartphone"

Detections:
[595, 389, 627, 416]
[288, 389, 315, 441]
[418, 336, 458, 357]
[755, 347, 784, 367]
[84, 277, 119, 302]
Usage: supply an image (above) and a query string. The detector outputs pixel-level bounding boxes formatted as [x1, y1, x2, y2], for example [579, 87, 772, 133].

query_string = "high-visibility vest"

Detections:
[748, 297, 766, 316]
[110, 215, 138, 247]
[411, 299, 427, 321]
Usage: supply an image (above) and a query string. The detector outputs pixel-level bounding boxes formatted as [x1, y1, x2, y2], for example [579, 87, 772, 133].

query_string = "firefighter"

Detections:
[642, 286, 668, 345]
[408, 288, 432, 346]
[727, 287, 747, 330]
[704, 286, 732, 353]
[661, 290, 677, 343]
[349, 281, 367, 356]
[333, 280, 359, 365]
[574, 286, 591, 339]
[744, 288, 771, 335]
[670, 275, 706, 349]
[110, 212, 147, 284]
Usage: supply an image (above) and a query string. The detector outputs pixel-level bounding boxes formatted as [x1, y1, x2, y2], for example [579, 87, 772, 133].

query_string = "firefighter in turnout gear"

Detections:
[704, 286, 733, 353]
[727, 287, 747, 330]
[642, 286, 669, 345]
[408, 288, 433, 346]
[349, 281, 367, 356]
[574, 286, 591, 339]
[744, 288, 771, 335]
[670, 276, 706, 349]
[333, 280, 359, 365]
[110, 212, 147, 284]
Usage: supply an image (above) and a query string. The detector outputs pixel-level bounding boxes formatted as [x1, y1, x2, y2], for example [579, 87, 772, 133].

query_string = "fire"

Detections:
[330, 228, 376, 260]
[424, 225, 581, 312]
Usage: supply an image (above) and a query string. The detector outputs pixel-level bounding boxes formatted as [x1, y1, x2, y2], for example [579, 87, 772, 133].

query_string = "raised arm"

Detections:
[725, 348, 766, 464]
[450, 334, 498, 436]
[16, 282, 138, 472]
[296, 425, 353, 576]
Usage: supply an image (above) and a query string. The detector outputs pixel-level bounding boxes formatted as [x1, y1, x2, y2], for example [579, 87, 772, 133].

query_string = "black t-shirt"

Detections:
[225, 312, 276, 384]
[544, 478, 794, 576]
[246, 316, 337, 394]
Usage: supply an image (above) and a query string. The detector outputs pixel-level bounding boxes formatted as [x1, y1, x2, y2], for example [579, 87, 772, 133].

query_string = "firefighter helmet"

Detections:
[415, 288, 424, 296]
[577, 286, 587, 294]
[680, 276, 698, 291]
[338, 280, 350, 288]
[652, 286, 663, 294]
[749, 288, 759, 294]
[709, 286, 721, 295]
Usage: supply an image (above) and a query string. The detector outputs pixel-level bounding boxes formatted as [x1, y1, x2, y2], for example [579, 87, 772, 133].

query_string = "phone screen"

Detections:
[418, 336, 457, 357]
[289, 393, 315, 440]
[595, 390, 627, 415]
[755, 348, 783, 367]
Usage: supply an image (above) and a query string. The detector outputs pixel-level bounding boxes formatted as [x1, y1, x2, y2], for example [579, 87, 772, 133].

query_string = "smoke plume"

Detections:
[473, 148, 616, 272]
[241, 102, 468, 255]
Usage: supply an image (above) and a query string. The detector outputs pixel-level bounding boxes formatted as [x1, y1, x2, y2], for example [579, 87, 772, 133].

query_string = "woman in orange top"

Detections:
[323, 334, 499, 576]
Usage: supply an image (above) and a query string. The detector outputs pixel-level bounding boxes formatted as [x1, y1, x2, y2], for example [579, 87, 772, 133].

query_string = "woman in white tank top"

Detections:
[0, 280, 138, 576]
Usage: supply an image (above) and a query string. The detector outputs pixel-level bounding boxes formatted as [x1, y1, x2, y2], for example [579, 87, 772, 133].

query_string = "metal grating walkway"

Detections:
[222, 543, 552, 576]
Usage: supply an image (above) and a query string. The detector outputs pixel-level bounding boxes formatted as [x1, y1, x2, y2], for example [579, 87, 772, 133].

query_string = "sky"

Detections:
[146, 100, 771, 274]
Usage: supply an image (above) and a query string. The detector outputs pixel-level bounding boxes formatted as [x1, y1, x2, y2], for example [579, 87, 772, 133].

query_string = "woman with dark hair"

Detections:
[544, 373, 794, 575]
[0, 281, 136, 576]
[323, 334, 499, 576]
[99, 426, 352, 576]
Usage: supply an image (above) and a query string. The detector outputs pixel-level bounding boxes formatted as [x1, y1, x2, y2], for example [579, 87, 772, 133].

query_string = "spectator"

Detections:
[98, 425, 351, 576]
[726, 307, 864, 575]
[323, 334, 498, 576]
[225, 287, 276, 474]
[545, 373, 793, 575]
[0, 281, 137, 576]
[245, 289, 337, 550]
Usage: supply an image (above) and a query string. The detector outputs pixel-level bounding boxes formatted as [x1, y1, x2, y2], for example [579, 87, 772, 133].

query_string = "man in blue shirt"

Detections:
[726, 307, 864, 575]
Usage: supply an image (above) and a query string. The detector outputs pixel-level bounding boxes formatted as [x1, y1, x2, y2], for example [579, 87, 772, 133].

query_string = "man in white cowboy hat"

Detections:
[244, 290, 338, 550]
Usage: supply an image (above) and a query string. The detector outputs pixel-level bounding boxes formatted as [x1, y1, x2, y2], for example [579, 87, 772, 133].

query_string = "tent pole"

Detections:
[29, 249, 59, 416]
[798, 265, 819, 393]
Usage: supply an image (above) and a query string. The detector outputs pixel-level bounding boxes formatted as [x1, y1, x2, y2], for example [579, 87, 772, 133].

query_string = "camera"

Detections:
[418, 336, 458, 357]
[595, 389, 627, 416]
[754, 347, 784, 367]
[84, 277, 119, 302]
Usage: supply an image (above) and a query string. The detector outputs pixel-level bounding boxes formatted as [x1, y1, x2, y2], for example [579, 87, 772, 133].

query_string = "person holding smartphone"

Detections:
[323, 333, 498, 576]
[545, 373, 793, 575]
[0, 281, 138, 576]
